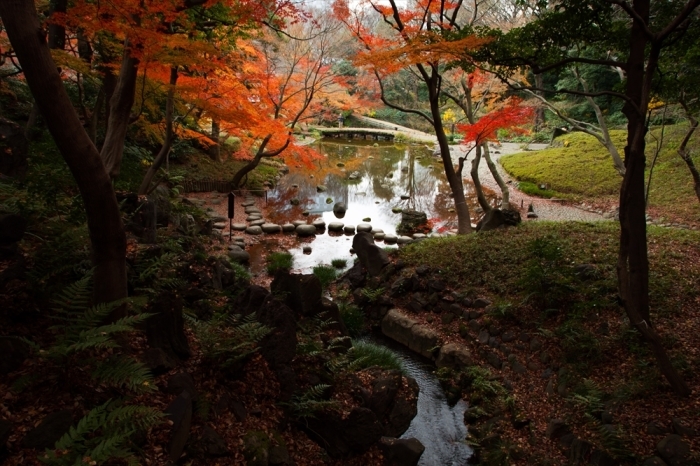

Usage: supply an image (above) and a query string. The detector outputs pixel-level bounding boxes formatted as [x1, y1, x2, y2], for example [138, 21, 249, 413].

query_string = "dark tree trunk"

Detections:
[209, 119, 221, 161]
[101, 40, 139, 180]
[47, 0, 67, 50]
[470, 144, 492, 212]
[534, 74, 545, 130]
[139, 67, 178, 195]
[617, 0, 690, 396]
[677, 108, 700, 203]
[0, 0, 127, 305]
[231, 135, 290, 188]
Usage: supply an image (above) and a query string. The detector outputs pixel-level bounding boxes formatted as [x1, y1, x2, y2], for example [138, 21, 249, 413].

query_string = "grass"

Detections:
[500, 125, 700, 224]
[312, 264, 337, 289]
[348, 340, 405, 373]
[331, 258, 348, 269]
[267, 252, 294, 275]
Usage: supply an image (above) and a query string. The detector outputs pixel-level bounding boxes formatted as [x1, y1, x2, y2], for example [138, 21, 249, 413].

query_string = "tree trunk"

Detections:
[87, 87, 104, 144]
[209, 119, 221, 161]
[139, 67, 178, 195]
[231, 134, 291, 188]
[618, 0, 689, 396]
[482, 143, 510, 208]
[534, 74, 545, 130]
[470, 144, 492, 212]
[101, 40, 139, 180]
[0, 0, 127, 305]
[677, 112, 700, 203]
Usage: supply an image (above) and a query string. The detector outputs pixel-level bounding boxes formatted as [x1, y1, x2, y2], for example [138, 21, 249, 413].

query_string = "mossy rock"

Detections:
[243, 431, 270, 466]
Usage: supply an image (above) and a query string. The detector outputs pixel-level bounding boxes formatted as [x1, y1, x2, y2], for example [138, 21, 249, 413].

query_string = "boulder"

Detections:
[281, 223, 296, 233]
[146, 294, 191, 359]
[305, 407, 384, 458]
[148, 184, 172, 227]
[255, 296, 298, 367]
[378, 437, 425, 466]
[397, 210, 428, 234]
[672, 418, 699, 438]
[317, 185, 328, 192]
[296, 224, 317, 237]
[271, 271, 324, 317]
[228, 248, 250, 264]
[199, 426, 229, 458]
[245, 226, 263, 235]
[23, 410, 73, 449]
[0, 117, 28, 179]
[312, 219, 326, 229]
[381, 309, 439, 359]
[344, 225, 356, 235]
[166, 391, 193, 462]
[0, 214, 27, 245]
[436, 343, 474, 370]
[397, 236, 412, 245]
[249, 219, 266, 226]
[643, 457, 670, 466]
[231, 223, 247, 231]
[328, 221, 344, 231]
[357, 223, 372, 233]
[352, 232, 390, 277]
[657, 434, 693, 466]
[0, 336, 30, 375]
[546, 419, 572, 440]
[384, 234, 398, 244]
[166, 372, 197, 400]
[476, 208, 522, 232]
[333, 202, 347, 218]
[261, 223, 282, 234]
[143, 347, 177, 375]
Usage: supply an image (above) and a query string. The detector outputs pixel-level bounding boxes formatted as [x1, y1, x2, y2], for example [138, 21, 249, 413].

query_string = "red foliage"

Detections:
[457, 98, 534, 145]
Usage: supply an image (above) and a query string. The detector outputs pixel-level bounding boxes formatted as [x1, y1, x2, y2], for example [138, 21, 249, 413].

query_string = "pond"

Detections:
[261, 139, 496, 273]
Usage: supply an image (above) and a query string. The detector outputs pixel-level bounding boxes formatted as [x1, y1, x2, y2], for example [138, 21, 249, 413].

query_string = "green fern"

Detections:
[284, 384, 339, 419]
[42, 401, 163, 466]
[361, 286, 385, 303]
[92, 356, 156, 394]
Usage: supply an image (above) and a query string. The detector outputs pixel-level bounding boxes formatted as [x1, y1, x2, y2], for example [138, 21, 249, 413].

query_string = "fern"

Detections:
[27, 227, 91, 287]
[361, 286, 385, 303]
[42, 401, 164, 466]
[92, 356, 156, 394]
[284, 384, 340, 419]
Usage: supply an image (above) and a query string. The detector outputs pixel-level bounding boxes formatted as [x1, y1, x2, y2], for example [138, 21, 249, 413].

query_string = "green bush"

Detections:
[313, 264, 337, 289]
[348, 340, 405, 373]
[339, 302, 365, 337]
[331, 258, 348, 269]
[267, 252, 294, 275]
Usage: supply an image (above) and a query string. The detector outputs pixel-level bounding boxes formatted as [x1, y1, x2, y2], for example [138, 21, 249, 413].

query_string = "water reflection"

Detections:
[265, 140, 496, 272]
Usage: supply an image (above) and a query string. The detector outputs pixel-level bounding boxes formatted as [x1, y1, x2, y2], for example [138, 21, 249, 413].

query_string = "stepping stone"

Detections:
[282, 223, 296, 233]
[397, 236, 413, 245]
[328, 222, 344, 231]
[246, 215, 262, 221]
[371, 229, 384, 235]
[312, 219, 326, 229]
[296, 224, 317, 237]
[213, 222, 226, 229]
[412, 233, 426, 239]
[392, 207, 402, 213]
[209, 215, 227, 222]
[228, 249, 250, 263]
[374, 232, 385, 240]
[344, 225, 356, 235]
[292, 220, 307, 227]
[302, 211, 310, 216]
[357, 223, 372, 233]
[249, 219, 266, 226]
[245, 208, 261, 215]
[228, 243, 245, 250]
[261, 223, 282, 234]
[400, 195, 410, 200]
[241, 201, 255, 207]
[231, 223, 247, 231]
[245, 226, 263, 235]
[384, 234, 397, 244]
[303, 246, 312, 254]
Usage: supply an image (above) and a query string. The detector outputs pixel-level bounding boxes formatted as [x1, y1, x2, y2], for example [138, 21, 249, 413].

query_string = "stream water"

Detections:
[258, 139, 496, 274]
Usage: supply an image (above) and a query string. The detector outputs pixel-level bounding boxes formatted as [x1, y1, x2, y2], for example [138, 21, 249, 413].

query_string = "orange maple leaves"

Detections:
[457, 98, 534, 144]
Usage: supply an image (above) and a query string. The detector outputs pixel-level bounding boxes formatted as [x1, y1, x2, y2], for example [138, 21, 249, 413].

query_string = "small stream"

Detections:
[364, 335, 472, 466]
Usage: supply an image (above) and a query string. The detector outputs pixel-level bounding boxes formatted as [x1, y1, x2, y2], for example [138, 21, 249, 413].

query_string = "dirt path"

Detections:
[450, 143, 609, 222]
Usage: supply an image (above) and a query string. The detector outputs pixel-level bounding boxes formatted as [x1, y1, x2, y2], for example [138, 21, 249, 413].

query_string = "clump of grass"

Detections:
[349, 341, 405, 373]
[339, 302, 365, 337]
[267, 251, 293, 275]
[331, 258, 347, 269]
[313, 264, 337, 289]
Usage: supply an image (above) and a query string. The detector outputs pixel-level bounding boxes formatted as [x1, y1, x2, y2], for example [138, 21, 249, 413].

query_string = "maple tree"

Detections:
[334, 0, 490, 234]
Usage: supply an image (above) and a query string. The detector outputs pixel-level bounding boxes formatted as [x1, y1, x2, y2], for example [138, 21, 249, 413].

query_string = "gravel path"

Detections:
[450, 143, 608, 222]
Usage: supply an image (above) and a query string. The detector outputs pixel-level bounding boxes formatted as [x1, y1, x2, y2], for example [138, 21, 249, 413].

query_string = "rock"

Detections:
[384, 234, 398, 244]
[397, 210, 428, 234]
[0, 117, 28, 178]
[392, 207, 403, 213]
[166, 392, 193, 462]
[0, 336, 30, 375]
[312, 219, 326, 229]
[357, 223, 372, 232]
[256, 296, 298, 368]
[397, 236, 413, 245]
[657, 435, 693, 466]
[271, 271, 324, 317]
[333, 202, 347, 218]
[228, 248, 250, 264]
[328, 221, 344, 231]
[281, 223, 296, 232]
[382, 309, 440, 359]
[569, 438, 594, 465]
[250, 219, 266, 226]
[476, 208, 522, 232]
[352, 232, 390, 277]
[166, 372, 197, 400]
[440, 313, 454, 324]
[23, 410, 73, 449]
[243, 431, 270, 466]
[303, 246, 312, 254]
[305, 407, 384, 458]
[261, 223, 282, 234]
[200, 426, 229, 458]
[390, 277, 411, 297]
[213, 222, 226, 229]
[527, 211, 539, 219]
[143, 347, 177, 375]
[0, 418, 11, 453]
[648, 421, 672, 435]
[344, 225, 356, 235]
[296, 224, 317, 237]
[378, 437, 425, 466]
[485, 351, 503, 369]
[292, 220, 307, 227]
[245, 207, 261, 214]
[643, 457, 670, 466]
[473, 298, 491, 308]
[509, 357, 527, 374]
[246, 226, 263, 235]
[146, 294, 191, 359]
[374, 232, 386, 240]
[290, 198, 301, 206]
[436, 343, 473, 370]
[317, 185, 327, 192]
[268, 442, 291, 465]
[148, 184, 172, 227]
[231, 223, 247, 231]
[546, 419, 572, 440]
[672, 418, 698, 437]
[478, 329, 490, 344]
[501, 331, 516, 343]
[0, 214, 27, 245]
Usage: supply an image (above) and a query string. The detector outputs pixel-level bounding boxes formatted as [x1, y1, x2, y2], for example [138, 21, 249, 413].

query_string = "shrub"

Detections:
[267, 252, 293, 275]
[347, 341, 405, 373]
[313, 264, 337, 289]
[331, 258, 347, 269]
[338, 302, 365, 337]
